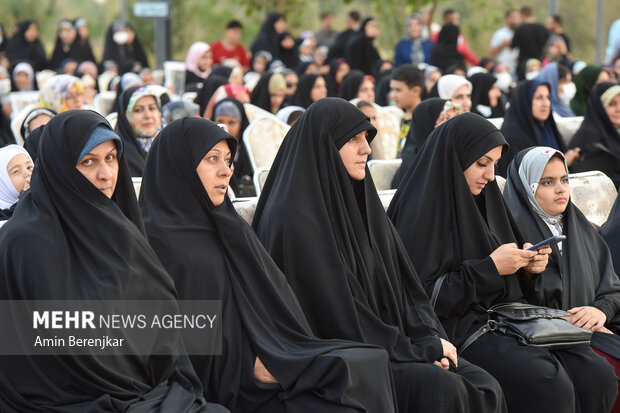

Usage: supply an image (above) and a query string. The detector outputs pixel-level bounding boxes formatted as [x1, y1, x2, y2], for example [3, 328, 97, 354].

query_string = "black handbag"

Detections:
[429, 275, 592, 354]
[460, 302, 593, 353]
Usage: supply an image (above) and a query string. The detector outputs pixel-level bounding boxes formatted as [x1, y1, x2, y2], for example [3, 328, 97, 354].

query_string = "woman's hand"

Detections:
[490, 244, 537, 275]
[433, 338, 458, 371]
[565, 148, 581, 167]
[254, 357, 279, 384]
[522, 243, 551, 275]
[566, 306, 607, 331]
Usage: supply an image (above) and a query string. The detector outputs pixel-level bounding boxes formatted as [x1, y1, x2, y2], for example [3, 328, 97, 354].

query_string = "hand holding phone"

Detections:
[526, 235, 566, 251]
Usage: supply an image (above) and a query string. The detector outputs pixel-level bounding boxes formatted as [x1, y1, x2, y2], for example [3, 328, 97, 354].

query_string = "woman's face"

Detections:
[59, 27, 76, 45]
[7, 153, 33, 193]
[215, 115, 241, 139]
[597, 71, 610, 84]
[463, 145, 502, 195]
[24, 23, 39, 43]
[335, 62, 350, 84]
[229, 69, 243, 85]
[198, 50, 213, 72]
[285, 73, 298, 96]
[358, 79, 375, 102]
[28, 113, 52, 133]
[426, 70, 441, 93]
[274, 18, 287, 34]
[534, 156, 569, 215]
[360, 106, 377, 129]
[408, 18, 422, 38]
[365, 21, 379, 38]
[338, 130, 372, 181]
[451, 84, 472, 112]
[130, 95, 160, 136]
[280, 35, 295, 49]
[605, 94, 620, 127]
[63, 84, 84, 111]
[196, 140, 232, 207]
[254, 57, 267, 74]
[76, 140, 118, 199]
[531, 84, 551, 122]
[310, 76, 327, 102]
[15, 71, 30, 90]
[488, 83, 501, 108]
[269, 88, 286, 112]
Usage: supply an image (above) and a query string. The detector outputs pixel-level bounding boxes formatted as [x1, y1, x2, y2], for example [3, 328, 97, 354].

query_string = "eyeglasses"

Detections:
[286, 82, 298, 88]
[65, 92, 84, 101]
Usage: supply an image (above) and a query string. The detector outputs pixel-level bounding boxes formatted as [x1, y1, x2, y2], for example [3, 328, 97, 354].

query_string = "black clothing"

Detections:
[102, 22, 149, 72]
[250, 72, 278, 113]
[339, 70, 365, 101]
[49, 29, 97, 71]
[0, 110, 227, 413]
[5, 20, 47, 71]
[276, 32, 300, 69]
[250, 12, 283, 62]
[391, 98, 446, 188]
[498, 80, 566, 176]
[511, 23, 550, 80]
[326, 28, 357, 64]
[0, 103, 15, 146]
[569, 82, 620, 187]
[254, 98, 507, 413]
[469, 73, 504, 118]
[113, 86, 151, 176]
[290, 74, 322, 108]
[344, 19, 380, 75]
[195, 75, 228, 118]
[388, 112, 618, 413]
[140, 116, 397, 413]
[430, 24, 465, 73]
[211, 98, 255, 197]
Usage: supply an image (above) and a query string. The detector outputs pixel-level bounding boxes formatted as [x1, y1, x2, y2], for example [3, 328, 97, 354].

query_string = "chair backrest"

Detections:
[232, 197, 259, 225]
[93, 91, 117, 117]
[105, 112, 118, 129]
[555, 116, 583, 146]
[0, 220, 6, 229]
[367, 159, 403, 191]
[252, 167, 270, 196]
[242, 116, 290, 170]
[9, 92, 40, 119]
[566, 171, 617, 227]
[10, 103, 39, 146]
[132, 177, 142, 198]
[487, 117, 504, 130]
[243, 103, 274, 123]
[349, 99, 403, 160]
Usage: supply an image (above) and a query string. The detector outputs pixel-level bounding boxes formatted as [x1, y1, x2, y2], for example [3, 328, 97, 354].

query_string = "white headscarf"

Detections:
[437, 74, 471, 100]
[0, 145, 32, 209]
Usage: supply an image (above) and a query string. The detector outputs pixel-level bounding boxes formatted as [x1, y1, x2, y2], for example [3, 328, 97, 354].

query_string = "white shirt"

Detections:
[490, 27, 518, 76]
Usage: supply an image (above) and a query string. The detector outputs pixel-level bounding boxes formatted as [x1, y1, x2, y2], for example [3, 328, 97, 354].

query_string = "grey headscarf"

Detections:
[405, 13, 426, 66]
[518, 146, 568, 236]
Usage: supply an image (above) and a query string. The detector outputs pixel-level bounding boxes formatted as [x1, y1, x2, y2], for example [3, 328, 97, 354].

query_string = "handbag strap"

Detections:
[459, 319, 498, 355]
[430, 274, 447, 309]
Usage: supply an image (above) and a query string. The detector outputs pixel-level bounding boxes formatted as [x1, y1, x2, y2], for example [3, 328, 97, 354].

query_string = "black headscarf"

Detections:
[569, 83, 620, 186]
[250, 72, 276, 112]
[338, 69, 365, 101]
[388, 113, 539, 346]
[195, 75, 228, 118]
[498, 80, 566, 176]
[113, 85, 161, 176]
[291, 74, 321, 108]
[23, 125, 44, 163]
[5, 20, 47, 71]
[344, 18, 381, 75]
[49, 20, 97, 70]
[0, 110, 225, 412]
[327, 58, 347, 97]
[254, 97, 447, 361]
[250, 12, 283, 60]
[430, 24, 464, 72]
[211, 97, 255, 197]
[503, 147, 620, 334]
[602, 197, 620, 280]
[0, 102, 15, 147]
[140, 116, 396, 413]
[276, 32, 299, 69]
[102, 21, 149, 72]
[391, 97, 446, 188]
[469, 73, 504, 118]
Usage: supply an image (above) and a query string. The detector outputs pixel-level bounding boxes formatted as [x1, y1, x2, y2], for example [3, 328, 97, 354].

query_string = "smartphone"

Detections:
[526, 235, 566, 251]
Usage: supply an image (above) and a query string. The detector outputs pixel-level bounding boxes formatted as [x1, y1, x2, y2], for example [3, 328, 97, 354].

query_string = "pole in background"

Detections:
[120, 0, 128, 22]
[595, 0, 603, 64]
[134, 0, 172, 69]
[549, 0, 558, 15]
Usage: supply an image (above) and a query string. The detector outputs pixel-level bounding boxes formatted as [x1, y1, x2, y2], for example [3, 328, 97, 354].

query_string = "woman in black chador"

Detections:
[139, 116, 397, 413]
[0, 110, 228, 412]
[254, 98, 507, 413]
[504, 146, 620, 411]
[388, 112, 618, 413]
